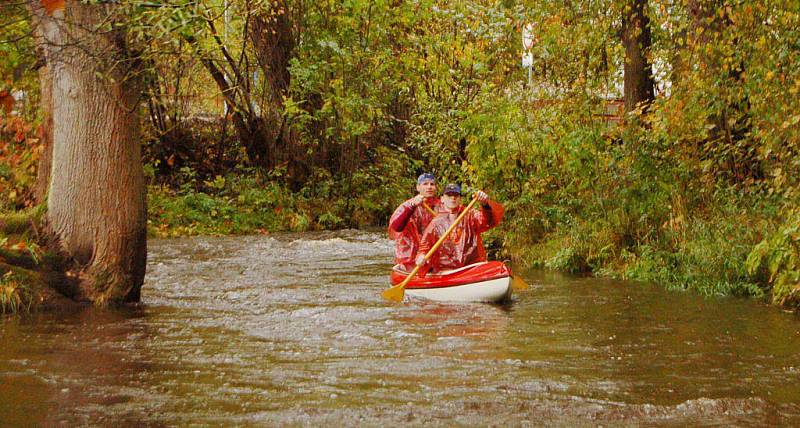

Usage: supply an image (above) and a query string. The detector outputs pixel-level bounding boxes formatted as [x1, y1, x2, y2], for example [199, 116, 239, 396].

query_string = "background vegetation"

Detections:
[1, 0, 798, 310]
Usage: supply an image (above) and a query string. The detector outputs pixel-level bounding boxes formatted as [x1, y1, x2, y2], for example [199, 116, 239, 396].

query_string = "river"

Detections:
[1, 230, 799, 426]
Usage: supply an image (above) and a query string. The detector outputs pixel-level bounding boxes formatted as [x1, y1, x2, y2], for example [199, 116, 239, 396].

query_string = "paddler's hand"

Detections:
[411, 195, 425, 206]
[415, 253, 426, 266]
[475, 190, 489, 204]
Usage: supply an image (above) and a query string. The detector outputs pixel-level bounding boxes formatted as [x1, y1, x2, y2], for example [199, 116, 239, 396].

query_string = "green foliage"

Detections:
[0, 270, 35, 315]
[621, 215, 767, 298]
[747, 209, 800, 307]
[148, 176, 296, 237]
[442, 0, 800, 307]
[147, 146, 411, 237]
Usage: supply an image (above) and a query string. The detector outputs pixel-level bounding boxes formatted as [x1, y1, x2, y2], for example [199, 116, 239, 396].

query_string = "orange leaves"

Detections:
[1, 114, 40, 209]
[0, 91, 13, 115]
[2, 116, 33, 141]
[40, 0, 65, 15]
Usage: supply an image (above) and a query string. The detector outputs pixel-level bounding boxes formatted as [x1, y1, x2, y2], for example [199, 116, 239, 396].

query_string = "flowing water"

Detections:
[1, 230, 799, 426]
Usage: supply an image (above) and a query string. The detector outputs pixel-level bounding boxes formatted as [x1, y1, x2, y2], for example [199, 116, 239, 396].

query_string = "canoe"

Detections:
[389, 261, 512, 303]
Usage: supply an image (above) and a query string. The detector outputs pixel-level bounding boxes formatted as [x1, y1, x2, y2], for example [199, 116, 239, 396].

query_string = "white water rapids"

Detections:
[1, 230, 799, 425]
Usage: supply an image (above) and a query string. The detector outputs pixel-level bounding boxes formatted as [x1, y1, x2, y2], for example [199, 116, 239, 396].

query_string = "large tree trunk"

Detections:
[249, 0, 294, 115]
[249, 1, 309, 188]
[622, 0, 655, 114]
[31, 30, 53, 205]
[33, 63, 53, 205]
[32, 2, 147, 304]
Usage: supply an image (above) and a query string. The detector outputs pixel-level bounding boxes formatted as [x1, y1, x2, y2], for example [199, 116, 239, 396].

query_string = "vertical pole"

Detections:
[528, 65, 532, 87]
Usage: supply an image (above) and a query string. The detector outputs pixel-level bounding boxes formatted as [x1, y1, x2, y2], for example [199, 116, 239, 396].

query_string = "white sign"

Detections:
[522, 23, 536, 51]
[522, 52, 533, 68]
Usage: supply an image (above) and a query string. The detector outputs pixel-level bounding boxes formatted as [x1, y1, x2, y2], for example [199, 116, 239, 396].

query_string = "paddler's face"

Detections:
[442, 193, 461, 211]
[416, 180, 437, 198]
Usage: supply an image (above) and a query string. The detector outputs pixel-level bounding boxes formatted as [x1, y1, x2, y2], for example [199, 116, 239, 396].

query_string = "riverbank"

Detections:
[0, 173, 408, 313]
[2, 178, 798, 314]
[146, 173, 407, 238]
[146, 176, 800, 310]
[497, 182, 798, 309]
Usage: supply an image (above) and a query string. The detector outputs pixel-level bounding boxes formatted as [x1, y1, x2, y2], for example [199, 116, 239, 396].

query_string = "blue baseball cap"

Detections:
[442, 183, 462, 196]
[417, 173, 436, 184]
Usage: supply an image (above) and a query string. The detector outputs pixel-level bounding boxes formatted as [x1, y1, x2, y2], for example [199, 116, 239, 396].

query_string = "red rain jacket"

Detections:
[388, 196, 443, 270]
[418, 200, 504, 271]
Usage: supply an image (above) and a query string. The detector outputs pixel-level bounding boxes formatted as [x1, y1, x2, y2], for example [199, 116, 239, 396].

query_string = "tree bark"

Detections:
[33, 49, 53, 205]
[31, 2, 147, 304]
[249, 1, 311, 188]
[26, 4, 54, 205]
[33, 62, 53, 205]
[199, 55, 273, 170]
[249, 0, 294, 115]
[622, 0, 655, 114]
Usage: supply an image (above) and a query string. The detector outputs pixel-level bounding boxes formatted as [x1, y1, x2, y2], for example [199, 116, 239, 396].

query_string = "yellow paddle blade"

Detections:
[511, 275, 530, 291]
[381, 283, 406, 302]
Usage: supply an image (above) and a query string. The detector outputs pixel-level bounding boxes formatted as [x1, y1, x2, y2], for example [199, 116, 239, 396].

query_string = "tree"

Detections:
[29, 10, 53, 205]
[29, 1, 147, 304]
[175, 1, 306, 185]
[621, 0, 655, 114]
[248, 0, 309, 186]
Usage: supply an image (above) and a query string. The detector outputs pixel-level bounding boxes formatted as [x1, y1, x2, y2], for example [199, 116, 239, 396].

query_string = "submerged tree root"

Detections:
[0, 261, 78, 314]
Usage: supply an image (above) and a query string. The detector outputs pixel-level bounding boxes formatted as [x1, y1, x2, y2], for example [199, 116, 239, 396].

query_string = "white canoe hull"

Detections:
[405, 276, 512, 303]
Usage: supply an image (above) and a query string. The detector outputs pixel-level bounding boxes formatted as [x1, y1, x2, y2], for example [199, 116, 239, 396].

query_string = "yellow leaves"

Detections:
[781, 115, 800, 130]
[40, 0, 65, 15]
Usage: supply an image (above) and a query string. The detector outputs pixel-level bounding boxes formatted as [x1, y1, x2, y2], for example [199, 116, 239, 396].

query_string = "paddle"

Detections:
[382, 196, 480, 302]
[421, 201, 437, 216]
[434, 198, 528, 292]
[511, 275, 530, 291]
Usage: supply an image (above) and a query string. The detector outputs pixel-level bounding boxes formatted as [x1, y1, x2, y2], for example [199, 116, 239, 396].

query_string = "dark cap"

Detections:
[442, 183, 462, 196]
[417, 173, 435, 184]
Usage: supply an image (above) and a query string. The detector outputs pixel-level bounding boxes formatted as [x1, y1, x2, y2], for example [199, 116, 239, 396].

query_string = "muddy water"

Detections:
[1, 230, 799, 426]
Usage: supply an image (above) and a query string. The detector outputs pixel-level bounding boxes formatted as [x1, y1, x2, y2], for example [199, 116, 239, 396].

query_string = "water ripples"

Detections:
[1, 230, 799, 425]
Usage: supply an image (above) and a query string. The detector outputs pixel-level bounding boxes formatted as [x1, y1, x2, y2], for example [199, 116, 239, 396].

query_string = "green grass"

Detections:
[0, 270, 35, 314]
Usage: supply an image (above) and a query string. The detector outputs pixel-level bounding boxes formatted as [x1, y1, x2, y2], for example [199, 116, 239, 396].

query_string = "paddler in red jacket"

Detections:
[416, 183, 504, 272]
[388, 173, 444, 271]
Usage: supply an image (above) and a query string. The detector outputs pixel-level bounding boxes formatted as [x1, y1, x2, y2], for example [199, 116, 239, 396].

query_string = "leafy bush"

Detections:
[747, 209, 800, 306]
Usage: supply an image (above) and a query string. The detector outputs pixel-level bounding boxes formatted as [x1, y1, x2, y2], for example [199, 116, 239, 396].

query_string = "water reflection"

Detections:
[395, 303, 511, 339]
[0, 307, 157, 426]
[1, 231, 799, 426]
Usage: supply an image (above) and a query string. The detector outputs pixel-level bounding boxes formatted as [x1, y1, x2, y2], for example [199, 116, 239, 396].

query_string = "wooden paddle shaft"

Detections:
[398, 196, 480, 289]
[422, 201, 437, 216]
